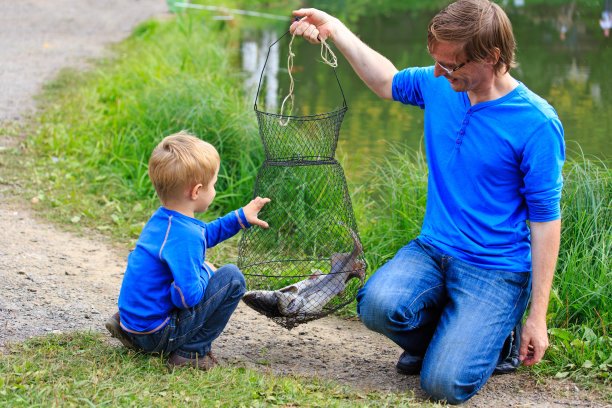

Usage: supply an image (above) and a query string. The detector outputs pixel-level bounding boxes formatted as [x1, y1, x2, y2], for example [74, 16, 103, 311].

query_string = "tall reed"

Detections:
[551, 152, 611, 328]
[353, 144, 428, 271]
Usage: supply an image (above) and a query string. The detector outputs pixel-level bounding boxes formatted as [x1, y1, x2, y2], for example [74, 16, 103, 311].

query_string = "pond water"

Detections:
[241, 2, 612, 171]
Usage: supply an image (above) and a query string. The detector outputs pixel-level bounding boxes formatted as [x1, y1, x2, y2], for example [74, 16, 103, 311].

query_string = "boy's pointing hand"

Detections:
[243, 196, 271, 228]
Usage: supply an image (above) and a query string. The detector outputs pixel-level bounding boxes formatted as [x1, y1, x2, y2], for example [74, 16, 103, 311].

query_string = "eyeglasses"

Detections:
[434, 59, 470, 75]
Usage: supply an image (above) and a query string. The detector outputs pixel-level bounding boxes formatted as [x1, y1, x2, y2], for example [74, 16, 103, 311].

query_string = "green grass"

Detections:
[552, 151, 612, 327]
[0, 332, 431, 407]
[538, 151, 612, 385]
[351, 145, 428, 271]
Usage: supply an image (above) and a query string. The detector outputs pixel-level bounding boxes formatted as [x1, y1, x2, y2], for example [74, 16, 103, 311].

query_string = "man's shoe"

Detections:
[396, 350, 423, 375]
[105, 312, 136, 350]
[493, 326, 521, 375]
[168, 351, 219, 370]
[493, 359, 519, 375]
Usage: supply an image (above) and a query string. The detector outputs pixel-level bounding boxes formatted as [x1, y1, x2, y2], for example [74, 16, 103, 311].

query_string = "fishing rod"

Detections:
[171, 2, 289, 21]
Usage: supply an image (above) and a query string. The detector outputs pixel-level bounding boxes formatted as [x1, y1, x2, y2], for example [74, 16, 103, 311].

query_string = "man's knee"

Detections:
[420, 362, 483, 405]
[357, 285, 398, 332]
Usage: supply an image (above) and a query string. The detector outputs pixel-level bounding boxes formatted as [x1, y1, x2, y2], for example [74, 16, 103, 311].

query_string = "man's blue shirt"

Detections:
[392, 66, 565, 271]
[118, 207, 249, 333]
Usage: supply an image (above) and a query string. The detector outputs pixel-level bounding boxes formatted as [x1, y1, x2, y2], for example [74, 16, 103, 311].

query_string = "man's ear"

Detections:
[190, 183, 202, 200]
[485, 47, 501, 65]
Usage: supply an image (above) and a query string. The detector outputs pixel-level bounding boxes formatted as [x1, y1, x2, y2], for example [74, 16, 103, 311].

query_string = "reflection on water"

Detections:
[601, 0, 612, 37]
[240, 3, 611, 169]
[243, 30, 279, 111]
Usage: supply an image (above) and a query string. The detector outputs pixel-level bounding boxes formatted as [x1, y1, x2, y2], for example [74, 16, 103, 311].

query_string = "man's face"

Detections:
[429, 41, 485, 93]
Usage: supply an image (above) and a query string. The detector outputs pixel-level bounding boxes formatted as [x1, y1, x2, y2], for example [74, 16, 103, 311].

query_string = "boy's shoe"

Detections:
[168, 351, 220, 370]
[396, 351, 423, 375]
[105, 312, 136, 350]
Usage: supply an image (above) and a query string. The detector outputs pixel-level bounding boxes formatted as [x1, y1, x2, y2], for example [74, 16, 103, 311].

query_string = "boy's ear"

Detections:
[190, 183, 202, 200]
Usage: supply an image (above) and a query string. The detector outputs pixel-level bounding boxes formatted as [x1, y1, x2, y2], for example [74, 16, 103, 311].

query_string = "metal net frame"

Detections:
[238, 30, 366, 329]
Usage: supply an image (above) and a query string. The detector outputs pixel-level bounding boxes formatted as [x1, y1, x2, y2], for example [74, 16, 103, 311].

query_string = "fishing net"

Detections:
[237, 30, 366, 329]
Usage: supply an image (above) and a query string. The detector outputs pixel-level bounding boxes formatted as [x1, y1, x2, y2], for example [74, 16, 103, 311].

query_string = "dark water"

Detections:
[243, 3, 612, 169]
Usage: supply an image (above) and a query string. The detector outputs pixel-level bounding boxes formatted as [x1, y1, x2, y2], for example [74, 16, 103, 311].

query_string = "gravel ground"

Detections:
[0, 1, 609, 406]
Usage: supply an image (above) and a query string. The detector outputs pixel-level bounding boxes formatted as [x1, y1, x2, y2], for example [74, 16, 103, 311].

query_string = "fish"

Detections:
[242, 222, 365, 319]
[240, 273, 326, 318]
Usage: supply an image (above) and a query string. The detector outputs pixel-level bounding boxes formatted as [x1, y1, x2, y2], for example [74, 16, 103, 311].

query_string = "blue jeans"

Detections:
[357, 239, 531, 404]
[128, 264, 245, 358]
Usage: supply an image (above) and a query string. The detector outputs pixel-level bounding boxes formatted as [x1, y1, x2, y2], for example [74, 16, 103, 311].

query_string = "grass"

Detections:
[552, 151, 612, 327]
[351, 144, 428, 271]
[0, 3, 611, 403]
[537, 151, 612, 385]
[0, 332, 431, 407]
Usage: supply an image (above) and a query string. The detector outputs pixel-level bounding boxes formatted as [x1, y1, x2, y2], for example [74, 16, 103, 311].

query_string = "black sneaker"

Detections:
[396, 350, 423, 375]
[493, 325, 520, 375]
[105, 311, 137, 350]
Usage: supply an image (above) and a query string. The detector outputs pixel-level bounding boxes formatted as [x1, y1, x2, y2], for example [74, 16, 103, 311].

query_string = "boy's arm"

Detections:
[204, 197, 270, 248]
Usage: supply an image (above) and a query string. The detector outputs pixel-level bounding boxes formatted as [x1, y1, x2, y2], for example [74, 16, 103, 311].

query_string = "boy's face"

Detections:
[196, 168, 218, 213]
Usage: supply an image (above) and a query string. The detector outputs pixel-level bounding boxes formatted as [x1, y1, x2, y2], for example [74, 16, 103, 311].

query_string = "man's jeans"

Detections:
[128, 264, 245, 358]
[357, 239, 531, 404]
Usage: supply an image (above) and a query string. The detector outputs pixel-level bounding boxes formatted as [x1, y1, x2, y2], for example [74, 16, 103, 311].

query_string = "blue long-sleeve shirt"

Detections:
[118, 207, 250, 333]
[392, 66, 565, 271]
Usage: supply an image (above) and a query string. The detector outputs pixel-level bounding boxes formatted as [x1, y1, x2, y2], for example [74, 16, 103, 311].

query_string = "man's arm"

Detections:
[290, 8, 398, 100]
[519, 219, 561, 366]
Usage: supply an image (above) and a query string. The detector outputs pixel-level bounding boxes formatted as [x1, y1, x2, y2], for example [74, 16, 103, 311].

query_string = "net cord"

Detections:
[253, 28, 347, 119]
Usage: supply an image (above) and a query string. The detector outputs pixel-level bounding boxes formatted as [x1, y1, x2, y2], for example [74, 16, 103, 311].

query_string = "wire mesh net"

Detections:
[257, 107, 346, 161]
[237, 30, 365, 329]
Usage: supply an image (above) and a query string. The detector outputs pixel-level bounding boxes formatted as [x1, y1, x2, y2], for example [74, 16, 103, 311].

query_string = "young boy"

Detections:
[105, 130, 270, 369]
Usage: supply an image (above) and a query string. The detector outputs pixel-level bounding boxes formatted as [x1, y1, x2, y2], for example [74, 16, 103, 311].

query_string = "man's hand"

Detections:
[519, 315, 549, 366]
[242, 196, 271, 228]
[290, 8, 339, 43]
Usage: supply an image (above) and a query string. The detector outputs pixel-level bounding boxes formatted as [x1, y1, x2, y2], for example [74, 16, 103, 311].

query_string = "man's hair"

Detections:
[427, 0, 517, 74]
[148, 130, 220, 204]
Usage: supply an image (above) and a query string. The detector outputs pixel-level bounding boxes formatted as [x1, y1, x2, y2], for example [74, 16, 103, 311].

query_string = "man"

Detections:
[290, 0, 564, 404]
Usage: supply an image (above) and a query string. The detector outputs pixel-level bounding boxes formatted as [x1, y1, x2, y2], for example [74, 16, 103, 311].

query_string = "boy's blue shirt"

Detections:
[118, 206, 250, 333]
[392, 66, 565, 272]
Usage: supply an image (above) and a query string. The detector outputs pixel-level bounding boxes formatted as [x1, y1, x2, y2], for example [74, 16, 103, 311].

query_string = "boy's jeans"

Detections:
[128, 264, 246, 358]
[357, 238, 531, 405]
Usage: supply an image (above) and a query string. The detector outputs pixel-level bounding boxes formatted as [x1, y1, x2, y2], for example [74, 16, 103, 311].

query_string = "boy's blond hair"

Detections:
[148, 130, 220, 204]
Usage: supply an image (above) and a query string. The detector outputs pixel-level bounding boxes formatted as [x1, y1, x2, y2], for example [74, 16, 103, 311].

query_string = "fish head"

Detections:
[242, 290, 283, 317]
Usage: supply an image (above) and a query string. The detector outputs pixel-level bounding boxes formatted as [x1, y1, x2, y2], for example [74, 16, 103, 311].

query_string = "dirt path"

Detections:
[0, 1, 608, 406]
